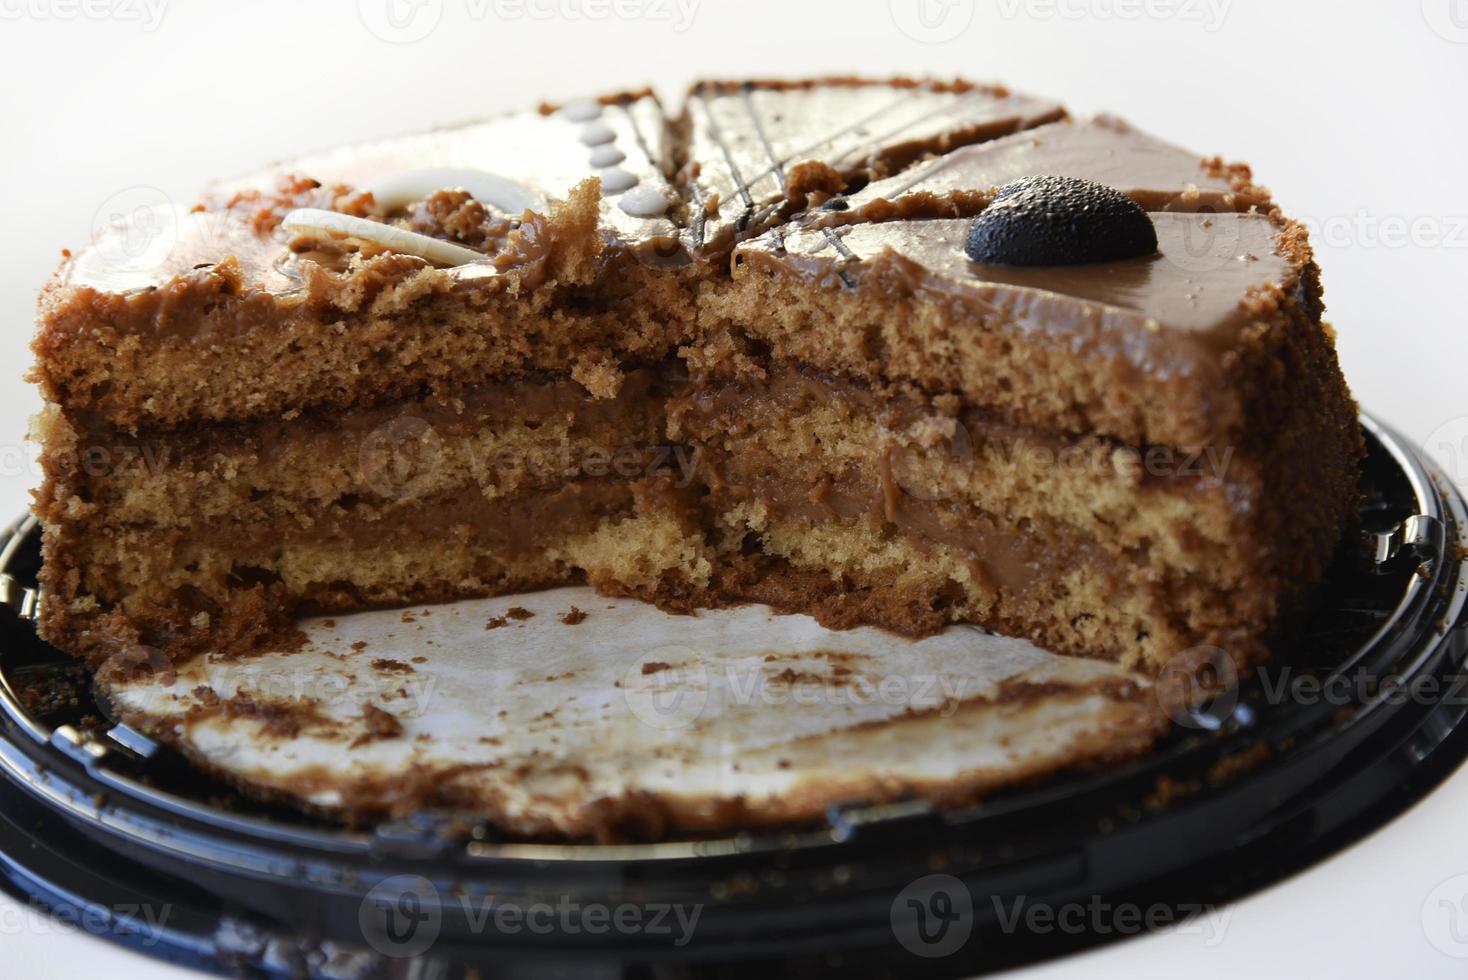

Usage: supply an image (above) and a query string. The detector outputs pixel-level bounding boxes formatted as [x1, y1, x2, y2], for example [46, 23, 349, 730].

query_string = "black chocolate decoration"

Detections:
[964, 175, 1158, 267]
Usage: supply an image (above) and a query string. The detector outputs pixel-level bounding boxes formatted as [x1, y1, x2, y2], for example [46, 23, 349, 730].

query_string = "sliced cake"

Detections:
[29, 79, 1360, 676]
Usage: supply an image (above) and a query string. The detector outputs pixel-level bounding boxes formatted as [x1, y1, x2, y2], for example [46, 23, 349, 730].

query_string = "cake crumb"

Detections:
[571, 351, 626, 398]
[641, 661, 672, 675]
[559, 606, 587, 625]
[507, 607, 534, 620]
[350, 641, 368, 652]
[485, 616, 508, 630]
[371, 658, 415, 675]
[351, 703, 404, 748]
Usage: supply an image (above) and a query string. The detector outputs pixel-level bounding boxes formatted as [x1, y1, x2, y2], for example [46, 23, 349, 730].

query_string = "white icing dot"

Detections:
[281, 208, 485, 267]
[558, 99, 603, 122]
[366, 168, 546, 215]
[598, 167, 639, 195]
[579, 122, 616, 146]
[619, 184, 675, 218]
[588, 144, 626, 168]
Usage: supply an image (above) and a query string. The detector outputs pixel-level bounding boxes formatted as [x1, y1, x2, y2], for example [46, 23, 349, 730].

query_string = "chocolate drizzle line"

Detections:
[826, 87, 994, 169]
[742, 81, 794, 262]
[732, 86, 927, 192]
[614, 100, 671, 188]
[689, 82, 1051, 259]
[695, 85, 756, 214]
[742, 83, 789, 195]
[699, 82, 958, 261]
[878, 148, 970, 198]
[821, 228, 859, 288]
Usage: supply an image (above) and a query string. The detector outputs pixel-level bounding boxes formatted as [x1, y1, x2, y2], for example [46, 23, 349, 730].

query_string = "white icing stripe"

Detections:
[281, 208, 486, 267]
[588, 144, 626, 167]
[579, 122, 616, 146]
[598, 167, 638, 194]
[619, 184, 675, 217]
[366, 168, 546, 215]
[558, 98, 603, 122]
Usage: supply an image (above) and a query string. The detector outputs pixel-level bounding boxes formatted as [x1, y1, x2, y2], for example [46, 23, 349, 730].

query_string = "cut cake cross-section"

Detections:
[29, 79, 1360, 679]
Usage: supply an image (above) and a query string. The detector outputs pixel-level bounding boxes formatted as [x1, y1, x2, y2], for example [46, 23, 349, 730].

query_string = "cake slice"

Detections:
[695, 207, 1358, 667]
[815, 115, 1272, 223]
[34, 91, 691, 434]
[29, 77, 1359, 678]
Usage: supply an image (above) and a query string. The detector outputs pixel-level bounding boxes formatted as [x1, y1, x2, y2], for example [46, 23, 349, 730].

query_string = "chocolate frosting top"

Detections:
[51, 74, 1301, 399]
[62, 78, 1073, 298]
[680, 78, 1065, 258]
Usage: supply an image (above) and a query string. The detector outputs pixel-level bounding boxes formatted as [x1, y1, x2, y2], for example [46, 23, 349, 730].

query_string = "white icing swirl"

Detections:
[281, 208, 485, 267]
[366, 168, 546, 216]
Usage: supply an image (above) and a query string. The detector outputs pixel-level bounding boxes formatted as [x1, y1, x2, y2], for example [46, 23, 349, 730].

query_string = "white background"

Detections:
[0, 0, 1465, 976]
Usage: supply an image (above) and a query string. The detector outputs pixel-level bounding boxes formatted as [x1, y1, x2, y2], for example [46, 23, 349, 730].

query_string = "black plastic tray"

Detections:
[0, 414, 1465, 978]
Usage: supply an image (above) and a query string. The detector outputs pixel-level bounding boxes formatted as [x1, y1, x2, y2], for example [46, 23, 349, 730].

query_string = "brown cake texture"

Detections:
[29, 77, 1362, 676]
